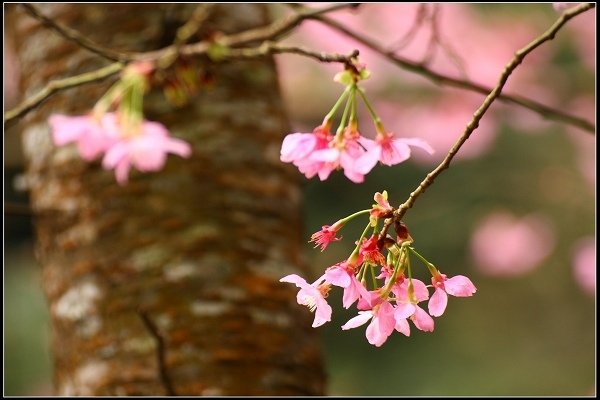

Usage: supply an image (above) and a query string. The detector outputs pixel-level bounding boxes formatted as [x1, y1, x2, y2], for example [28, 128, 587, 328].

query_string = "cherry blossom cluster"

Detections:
[280, 191, 477, 347]
[280, 63, 434, 183]
[49, 61, 192, 185]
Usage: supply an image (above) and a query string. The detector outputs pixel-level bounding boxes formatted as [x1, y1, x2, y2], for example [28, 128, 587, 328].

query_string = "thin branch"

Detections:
[313, 12, 595, 133]
[227, 42, 359, 64]
[136, 3, 358, 62]
[174, 4, 216, 46]
[4, 62, 124, 126]
[138, 310, 176, 396]
[424, 5, 468, 78]
[393, 3, 595, 221]
[20, 3, 128, 62]
[6, 4, 357, 123]
[390, 4, 428, 51]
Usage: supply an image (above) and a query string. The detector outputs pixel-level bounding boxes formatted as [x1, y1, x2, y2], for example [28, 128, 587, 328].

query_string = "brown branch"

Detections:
[4, 62, 124, 127]
[390, 4, 428, 51]
[393, 2, 595, 221]
[227, 42, 360, 64]
[6, 4, 358, 123]
[138, 310, 176, 396]
[20, 4, 128, 62]
[174, 4, 216, 46]
[313, 11, 595, 133]
[135, 3, 358, 62]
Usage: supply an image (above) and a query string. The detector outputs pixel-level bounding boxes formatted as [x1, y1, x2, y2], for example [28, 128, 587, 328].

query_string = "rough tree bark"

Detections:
[11, 4, 325, 396]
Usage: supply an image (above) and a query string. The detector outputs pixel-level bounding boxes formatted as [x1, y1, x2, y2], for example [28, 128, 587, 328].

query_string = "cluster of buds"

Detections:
[280, 61, 434, 183]
[49, 61, 192, 185]
[281, 191, 477, 347]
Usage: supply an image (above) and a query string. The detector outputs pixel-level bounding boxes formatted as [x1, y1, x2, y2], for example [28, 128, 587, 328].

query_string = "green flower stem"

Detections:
[323, 85, 351, 124]
[369, 264, 378, 291]
[381, 244, 406, 299]
[335, 92, 353, 137]
[340, 209, 370, 223]
[349, 83, 358, 125]
[349, 222, 372, 261]
[357, 87, 385, 133]
[408, 246, 438, 276]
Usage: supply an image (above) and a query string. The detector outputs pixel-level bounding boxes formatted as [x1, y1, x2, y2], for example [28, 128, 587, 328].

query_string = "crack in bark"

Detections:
[138, 309, 177, 396]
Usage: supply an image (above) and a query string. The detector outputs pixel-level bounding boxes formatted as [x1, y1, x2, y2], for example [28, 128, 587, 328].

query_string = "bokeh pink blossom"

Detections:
[470, 210, 556, 277]
[571, 237, 596, 296]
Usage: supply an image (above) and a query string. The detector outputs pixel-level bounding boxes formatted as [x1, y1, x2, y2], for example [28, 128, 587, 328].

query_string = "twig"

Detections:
[393, 3, 595, 221]
[313, 12, 595, 133]
[390, 4, 428, 51]
[423, 5, 468, 78]
[174, 4, 215, 46]
[6, 3, 357, 123]
[20, 4, 128, 62]
[138, 309, 176, 396]
[135, 3, 358, 62]
[227, 42, 359, 64]
[4, 62, 124, 126]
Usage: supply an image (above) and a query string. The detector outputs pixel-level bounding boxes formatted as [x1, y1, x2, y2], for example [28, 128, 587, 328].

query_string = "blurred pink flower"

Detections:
[572, 237, 595, 296]
[470, 211, 556, 277]
[374, 93, 498, 165]
[49, 114, 118, 161]
[101, 115, 192, 185]
[553, 3, 580, 12]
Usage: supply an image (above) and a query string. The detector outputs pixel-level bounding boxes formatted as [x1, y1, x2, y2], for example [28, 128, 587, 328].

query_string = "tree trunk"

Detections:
[11, 4, 325, 396]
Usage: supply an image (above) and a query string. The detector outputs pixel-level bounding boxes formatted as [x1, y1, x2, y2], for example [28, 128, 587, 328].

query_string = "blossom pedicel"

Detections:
[280, 62, 434, 183]
[280, 191, 477, 347]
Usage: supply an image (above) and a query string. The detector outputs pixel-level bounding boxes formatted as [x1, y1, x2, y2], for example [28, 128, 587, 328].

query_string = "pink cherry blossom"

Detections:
[359, 235, 386, 266]
[101, 115, 192, 185]
[309, 220, 344, 251]
[280, 125, 333, 180]
[325, 261, 370, 309]
[355, 131, 434, 174]
[308, 130, 366, 183]
[280, 274, 332, 328]
[428, 273, 477, 317]
[49, 114, 117, 161]
[393, 278, 434, 332]
[341, 300, 397, 347]
[369, 191, 393, 226]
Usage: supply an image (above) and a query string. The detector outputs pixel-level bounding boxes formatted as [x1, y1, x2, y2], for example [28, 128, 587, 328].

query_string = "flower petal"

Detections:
[445, 275, 477, 297]
[401, 137, 435, 154]
[341, 311, 373, 330]
[412, 305, 435, 332]
[394, 317, 411, 337]
[428, 287, 448, 317]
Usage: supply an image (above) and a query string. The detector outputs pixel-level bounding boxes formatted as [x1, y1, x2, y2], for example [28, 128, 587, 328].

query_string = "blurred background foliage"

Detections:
[4, 3, 595, 396]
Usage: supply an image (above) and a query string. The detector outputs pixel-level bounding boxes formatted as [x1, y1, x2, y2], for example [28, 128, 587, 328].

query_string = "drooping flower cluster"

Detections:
[49, 61, 192, 185]
[280, 63, 434, 183]
[280, 191, 477, 347]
